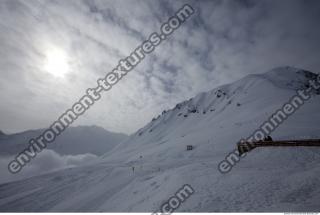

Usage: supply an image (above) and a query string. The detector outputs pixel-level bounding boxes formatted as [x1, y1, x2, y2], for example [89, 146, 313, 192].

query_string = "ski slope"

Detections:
[1, 67, 320, 212]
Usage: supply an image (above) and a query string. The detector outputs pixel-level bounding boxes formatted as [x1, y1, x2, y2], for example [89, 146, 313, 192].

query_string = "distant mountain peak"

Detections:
[0, 126, 127, 156]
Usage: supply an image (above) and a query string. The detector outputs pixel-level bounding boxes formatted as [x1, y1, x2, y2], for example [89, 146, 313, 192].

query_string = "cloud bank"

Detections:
[0, 150, 97, 184]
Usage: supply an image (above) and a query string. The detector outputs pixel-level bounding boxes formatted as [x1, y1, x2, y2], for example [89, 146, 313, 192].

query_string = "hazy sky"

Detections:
[1, 0, 320, 135]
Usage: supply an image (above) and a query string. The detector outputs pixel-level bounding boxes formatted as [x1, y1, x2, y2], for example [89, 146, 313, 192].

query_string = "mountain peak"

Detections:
[264, 66, 317, 79]
[270, 66, 301, 72]
[134, 66, 319, 138]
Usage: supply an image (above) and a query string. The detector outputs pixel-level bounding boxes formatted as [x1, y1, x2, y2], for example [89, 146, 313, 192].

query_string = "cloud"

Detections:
[0, 0, 320, 135]
[0, 150, 97, 184]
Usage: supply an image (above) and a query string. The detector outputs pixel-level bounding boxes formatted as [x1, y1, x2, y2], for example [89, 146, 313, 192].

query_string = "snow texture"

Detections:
[0, 67, 320, 212]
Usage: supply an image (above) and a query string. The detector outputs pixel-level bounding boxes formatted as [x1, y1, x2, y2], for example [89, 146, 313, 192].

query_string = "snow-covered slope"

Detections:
[0, 126, 128, 156]
[103, 66, 320, 163]
[1, 67, 320, 212]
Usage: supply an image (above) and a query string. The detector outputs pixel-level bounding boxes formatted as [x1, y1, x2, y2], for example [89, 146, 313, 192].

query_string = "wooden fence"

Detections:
[237, 139, 320, 155]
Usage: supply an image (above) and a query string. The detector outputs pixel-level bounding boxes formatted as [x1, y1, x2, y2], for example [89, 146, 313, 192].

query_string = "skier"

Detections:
[132, 166, 135, 174]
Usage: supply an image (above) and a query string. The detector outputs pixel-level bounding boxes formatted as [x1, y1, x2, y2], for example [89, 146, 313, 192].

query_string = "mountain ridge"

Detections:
[129, 66, 318, 140]
[0, 125, 128, 156]
[146, 66, 318, 129]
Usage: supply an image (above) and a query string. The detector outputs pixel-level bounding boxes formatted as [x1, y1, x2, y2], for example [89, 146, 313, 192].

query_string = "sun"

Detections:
[44, 48, 69, 78]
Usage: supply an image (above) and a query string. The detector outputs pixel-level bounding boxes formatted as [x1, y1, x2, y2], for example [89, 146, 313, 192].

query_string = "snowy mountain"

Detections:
[104, 66, 320, 163]
[0, 126, 128, 156]
[1, 67, 320, 212]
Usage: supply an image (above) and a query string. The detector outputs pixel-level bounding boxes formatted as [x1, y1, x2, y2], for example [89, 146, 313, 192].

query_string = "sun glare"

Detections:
[44, 48, 69, 78]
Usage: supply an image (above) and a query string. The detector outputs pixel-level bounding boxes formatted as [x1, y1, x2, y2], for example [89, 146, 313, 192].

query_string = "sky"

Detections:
[0, 0, 320, 135]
